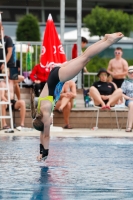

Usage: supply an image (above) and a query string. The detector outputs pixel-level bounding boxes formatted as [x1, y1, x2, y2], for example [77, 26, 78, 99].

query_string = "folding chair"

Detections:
[90, 98, 120, 130]
[112, 104, 128, 130]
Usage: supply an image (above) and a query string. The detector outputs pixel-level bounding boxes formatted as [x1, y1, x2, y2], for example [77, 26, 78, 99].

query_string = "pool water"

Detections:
[0, 136, 133, 200]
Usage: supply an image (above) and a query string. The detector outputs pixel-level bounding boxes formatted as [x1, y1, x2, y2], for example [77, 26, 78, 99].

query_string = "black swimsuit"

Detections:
[47, 67, 60, 96]
[37, 66, 64, 112]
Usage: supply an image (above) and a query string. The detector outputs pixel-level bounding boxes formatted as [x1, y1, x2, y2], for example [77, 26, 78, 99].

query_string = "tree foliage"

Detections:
[83, 6, 133, 37]
[16, 14, 40, 41]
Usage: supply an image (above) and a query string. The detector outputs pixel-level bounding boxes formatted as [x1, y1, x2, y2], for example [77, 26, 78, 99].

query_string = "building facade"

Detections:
[0, 0, 133, 41]
[1, 0, 133, 25]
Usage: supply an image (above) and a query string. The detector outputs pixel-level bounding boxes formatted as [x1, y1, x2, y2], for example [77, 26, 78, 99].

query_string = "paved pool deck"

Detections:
[0, 126, 133, 137]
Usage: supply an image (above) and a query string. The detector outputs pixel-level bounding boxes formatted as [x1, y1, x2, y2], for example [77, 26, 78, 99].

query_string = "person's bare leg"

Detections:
[127, 102, 133, 129]
[54, 99, 61, 110]
[63, 102, 71, 127]
[59, 33, 124, 82]
[14, 83, 20, 100]
[2, 104, 7, 127]
[89, 86, 105, 107]
[106, 89, 122, 108]
[70, 99, 74, 109]
[14, 100, 26, 126]
[59, 97, 71, 111]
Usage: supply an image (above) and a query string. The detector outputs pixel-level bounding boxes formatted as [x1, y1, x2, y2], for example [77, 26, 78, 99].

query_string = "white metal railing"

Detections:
[83, 72, 97, 88]
[15, 41, 98, 89]
[14, 41, 133, 89]
[14, 41, 74, 88]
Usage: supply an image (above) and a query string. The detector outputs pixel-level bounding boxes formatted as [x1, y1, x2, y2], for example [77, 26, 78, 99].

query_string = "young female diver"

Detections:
[32, 32, 124, 161]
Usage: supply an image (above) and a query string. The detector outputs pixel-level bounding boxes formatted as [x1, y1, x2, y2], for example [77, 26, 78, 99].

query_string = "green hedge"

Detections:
[16, 14, 40, 41]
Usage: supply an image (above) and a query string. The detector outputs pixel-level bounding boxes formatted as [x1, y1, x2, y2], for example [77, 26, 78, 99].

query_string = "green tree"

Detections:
[83, 6, 133, 37]
[16, 14, 40, 41]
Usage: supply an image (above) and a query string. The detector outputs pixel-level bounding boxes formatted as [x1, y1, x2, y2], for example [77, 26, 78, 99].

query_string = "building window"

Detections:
[65, 10, 76, 23]
[45, 10, 60, 23]
[2, 9, 26, 22]
[29, 10, 42, 21]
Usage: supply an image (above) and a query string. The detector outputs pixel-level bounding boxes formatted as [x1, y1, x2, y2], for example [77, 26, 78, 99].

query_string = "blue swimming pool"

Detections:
[0, 136, 133, 200]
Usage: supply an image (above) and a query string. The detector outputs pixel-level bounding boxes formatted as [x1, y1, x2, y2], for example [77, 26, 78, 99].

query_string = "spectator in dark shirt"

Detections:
[89, 68, 122, 109]
[0, 26, 21, 100]
[0, 26, 17, 75]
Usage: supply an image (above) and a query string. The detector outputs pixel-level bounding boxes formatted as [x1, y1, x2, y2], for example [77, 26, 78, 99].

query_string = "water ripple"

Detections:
[0, 136, 133, 199]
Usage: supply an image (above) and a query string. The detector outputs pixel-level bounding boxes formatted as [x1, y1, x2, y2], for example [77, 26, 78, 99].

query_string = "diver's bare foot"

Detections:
[37, 154, 42, 161]
[105, 32, 124, 44]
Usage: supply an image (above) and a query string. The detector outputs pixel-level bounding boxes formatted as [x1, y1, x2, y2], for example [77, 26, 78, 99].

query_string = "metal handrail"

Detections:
[83, 72, 97, 88]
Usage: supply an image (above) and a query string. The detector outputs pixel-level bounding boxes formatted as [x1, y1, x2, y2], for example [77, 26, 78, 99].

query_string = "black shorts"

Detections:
[98, 100, 108, 107]
[112, 78, 124, 88]
[6, 99, 16, 111]
[9, 67, 18, 80]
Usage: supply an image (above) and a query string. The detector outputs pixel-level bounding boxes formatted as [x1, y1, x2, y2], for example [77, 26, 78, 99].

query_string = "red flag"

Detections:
[72, 44, 77, 59]
[40, 14, 67, 69]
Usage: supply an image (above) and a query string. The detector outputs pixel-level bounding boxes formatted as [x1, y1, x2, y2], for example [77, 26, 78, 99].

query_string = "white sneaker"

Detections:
[16, 126, 25, 131]
[16, 126, 33, 131]
[24, 77, 33, 86]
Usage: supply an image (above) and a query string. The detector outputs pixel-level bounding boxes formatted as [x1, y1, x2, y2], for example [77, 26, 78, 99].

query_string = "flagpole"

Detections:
[60, 0, 65, 45]
[77, 0, 82, 89]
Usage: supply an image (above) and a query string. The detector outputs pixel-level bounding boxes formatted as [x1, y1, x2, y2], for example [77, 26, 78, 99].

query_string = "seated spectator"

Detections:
[121, 66, 133, 132]
[0, 68, 26, 130]
[107, 74, 117, 89]
[89, 68, 122, 109]
[54, 80, 77, 129]
[30, 61, 50, 97]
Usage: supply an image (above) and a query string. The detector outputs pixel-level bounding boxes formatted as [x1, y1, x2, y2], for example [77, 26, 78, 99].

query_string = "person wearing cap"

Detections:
[121, 66, 133, 132]
[32, 32, 124, 161]
[107, 47, 128, 88]
[89, 68, 122, 109]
